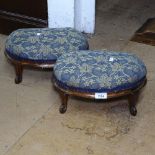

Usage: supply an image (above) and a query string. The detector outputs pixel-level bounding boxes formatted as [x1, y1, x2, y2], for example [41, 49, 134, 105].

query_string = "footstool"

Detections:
[53, 50, 147, 116]
[5, 28, 89, 84]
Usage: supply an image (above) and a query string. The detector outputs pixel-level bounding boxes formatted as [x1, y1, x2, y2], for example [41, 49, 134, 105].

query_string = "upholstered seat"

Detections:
[5, 28, 89, 63]
[5, 28, 89, 83]
[53, 50, 147, 116]
[54, 50, 146, 92]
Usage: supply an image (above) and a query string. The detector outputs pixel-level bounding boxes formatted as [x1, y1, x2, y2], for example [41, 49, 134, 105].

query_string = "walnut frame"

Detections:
[54, 78, 147, 116]
[5, 51, 55, 84]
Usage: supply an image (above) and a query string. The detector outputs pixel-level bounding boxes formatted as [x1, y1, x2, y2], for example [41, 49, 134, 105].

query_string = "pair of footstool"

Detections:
[5, 28, 147, 116]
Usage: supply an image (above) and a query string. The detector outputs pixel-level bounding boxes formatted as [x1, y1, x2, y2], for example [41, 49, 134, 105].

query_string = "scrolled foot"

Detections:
[59, 91, 68, 114]
[59, 104, 67, 114]
[130, 106, 137, 116]
[128, 93, 139, 116]
[15, 76, 22, 84]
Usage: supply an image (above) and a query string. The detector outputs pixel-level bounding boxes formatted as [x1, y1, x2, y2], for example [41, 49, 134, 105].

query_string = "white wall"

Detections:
[47, 0, 74, 28]
[74, 0, 95, 33]
[47, 0, 95, 33]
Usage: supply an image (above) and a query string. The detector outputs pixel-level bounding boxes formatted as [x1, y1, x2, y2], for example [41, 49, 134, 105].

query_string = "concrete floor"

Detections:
[0, 0, 155, 154]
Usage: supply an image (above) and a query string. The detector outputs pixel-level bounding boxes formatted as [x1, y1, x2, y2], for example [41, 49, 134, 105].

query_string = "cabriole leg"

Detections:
[14, 64, 23, 84]
[128, 92, 139, 116]
[59, 91, 69, 114]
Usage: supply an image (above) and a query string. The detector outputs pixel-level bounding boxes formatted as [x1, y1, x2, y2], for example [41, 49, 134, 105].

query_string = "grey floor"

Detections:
[0, 0, 155, 154]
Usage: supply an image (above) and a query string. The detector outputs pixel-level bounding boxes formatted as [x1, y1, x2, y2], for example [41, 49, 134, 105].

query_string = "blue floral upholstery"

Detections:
[5, 28, 89, 63]
[54, 50, 147, 93]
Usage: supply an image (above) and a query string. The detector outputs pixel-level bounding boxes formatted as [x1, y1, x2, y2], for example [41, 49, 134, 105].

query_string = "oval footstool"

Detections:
[5, 28, 89, 84]
[53, 50, 147, 116]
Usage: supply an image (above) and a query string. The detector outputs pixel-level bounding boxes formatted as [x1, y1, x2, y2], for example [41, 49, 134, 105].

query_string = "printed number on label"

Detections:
[95, 93, 107, 99]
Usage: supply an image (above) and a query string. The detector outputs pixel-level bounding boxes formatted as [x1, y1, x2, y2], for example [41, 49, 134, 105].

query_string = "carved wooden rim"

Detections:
[54, 78, 147, 99]
[5, 51, 55, 68]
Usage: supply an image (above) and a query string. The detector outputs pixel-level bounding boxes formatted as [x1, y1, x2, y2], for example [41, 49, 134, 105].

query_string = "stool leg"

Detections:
[59, 91, 68, 114]
[128, 92, 139, 116]
[14, 64, 23, 84]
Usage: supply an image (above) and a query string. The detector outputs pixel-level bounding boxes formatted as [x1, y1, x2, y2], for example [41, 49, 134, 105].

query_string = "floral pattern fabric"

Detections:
[5, 28, 89, 63]
[54, 50, 147, 93]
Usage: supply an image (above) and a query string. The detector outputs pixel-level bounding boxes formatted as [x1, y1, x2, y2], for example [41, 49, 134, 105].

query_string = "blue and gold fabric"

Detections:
[5, 28, 89, 63]
[54, 50, 147, 93]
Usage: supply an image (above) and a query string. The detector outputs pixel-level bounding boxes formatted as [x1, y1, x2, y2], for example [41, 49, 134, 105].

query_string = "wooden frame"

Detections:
[54, 78, 147, 116]
[5, 51, 55, 84]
